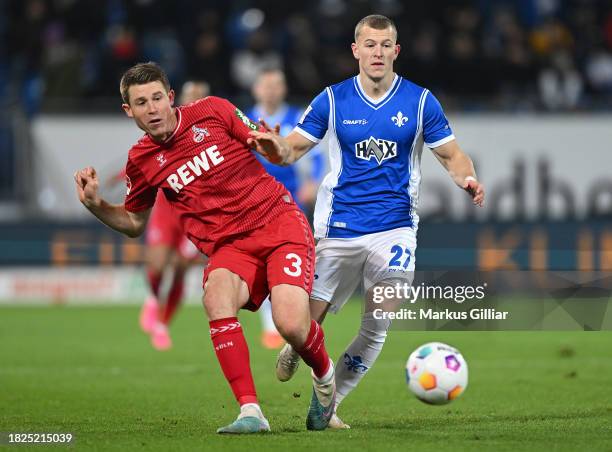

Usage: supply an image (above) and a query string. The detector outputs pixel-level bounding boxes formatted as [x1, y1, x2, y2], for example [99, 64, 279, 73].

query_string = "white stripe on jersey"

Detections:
[406, 89, 429, 229]
[314, 87, 342, 238]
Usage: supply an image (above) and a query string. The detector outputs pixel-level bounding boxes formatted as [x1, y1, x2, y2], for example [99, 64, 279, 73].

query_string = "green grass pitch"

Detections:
[1, 301, 611, 451]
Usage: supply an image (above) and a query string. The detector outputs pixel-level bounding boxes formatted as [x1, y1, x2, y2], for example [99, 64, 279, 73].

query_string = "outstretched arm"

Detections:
[248, 120, 317, 166]
[74, 166, 150, 238]
[431, 140, 485, 207]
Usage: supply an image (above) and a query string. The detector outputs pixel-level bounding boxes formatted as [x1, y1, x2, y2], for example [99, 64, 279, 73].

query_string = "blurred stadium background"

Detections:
[1, 0, 611, 304]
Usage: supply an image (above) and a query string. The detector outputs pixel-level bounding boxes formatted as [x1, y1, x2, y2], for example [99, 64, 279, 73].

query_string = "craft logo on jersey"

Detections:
[391, 111, 408, 127]
[156, 152, 167, 167]
[192, 125, 210, 143]
[342, 118, 368, 125]
[355, 137, 397, 165]
[234, 108, 258, 131]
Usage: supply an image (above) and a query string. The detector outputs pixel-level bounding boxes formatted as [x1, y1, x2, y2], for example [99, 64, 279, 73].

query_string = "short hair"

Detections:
[354, 14, 398, 42]
[119, 62, 171, 104]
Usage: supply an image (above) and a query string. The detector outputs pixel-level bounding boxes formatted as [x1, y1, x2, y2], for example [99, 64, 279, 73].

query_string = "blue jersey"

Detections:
[296, 75, 455, 239]
[247, 103, 324, 207]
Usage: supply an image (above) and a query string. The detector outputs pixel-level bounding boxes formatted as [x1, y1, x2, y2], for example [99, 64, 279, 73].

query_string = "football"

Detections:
[405, 342, 468, 405]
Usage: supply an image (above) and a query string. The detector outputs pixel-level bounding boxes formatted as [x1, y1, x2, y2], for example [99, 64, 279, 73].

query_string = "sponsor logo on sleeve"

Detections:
[235, 108, 258, 130]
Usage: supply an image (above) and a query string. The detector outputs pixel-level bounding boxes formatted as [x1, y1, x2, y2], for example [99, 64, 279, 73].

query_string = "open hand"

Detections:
[247, 118, 286, 164]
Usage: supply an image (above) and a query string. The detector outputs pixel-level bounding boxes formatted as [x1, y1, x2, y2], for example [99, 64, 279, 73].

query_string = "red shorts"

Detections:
[203, 210, 314, 311]
[146, 192, 199, 259]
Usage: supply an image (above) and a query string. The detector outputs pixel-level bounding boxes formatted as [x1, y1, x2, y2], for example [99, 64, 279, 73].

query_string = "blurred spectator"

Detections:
[3, 0, 611, 112]
[538, 50, 583, 110]
[231, 28, 283, 92]
[585, 48, 612, 93]
[179, 80, 211, 105]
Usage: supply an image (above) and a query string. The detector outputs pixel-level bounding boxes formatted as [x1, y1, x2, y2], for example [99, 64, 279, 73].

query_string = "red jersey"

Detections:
[124, 96, 298, 256]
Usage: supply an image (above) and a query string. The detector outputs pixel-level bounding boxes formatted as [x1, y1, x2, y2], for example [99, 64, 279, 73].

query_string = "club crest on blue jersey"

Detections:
[355, 137, 397, 165]
[391, 111, 408, 127]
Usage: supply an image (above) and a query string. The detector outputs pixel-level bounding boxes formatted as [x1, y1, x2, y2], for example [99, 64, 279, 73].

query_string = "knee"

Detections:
[274, 316, 309, 345]
[202, 280, 239, 320]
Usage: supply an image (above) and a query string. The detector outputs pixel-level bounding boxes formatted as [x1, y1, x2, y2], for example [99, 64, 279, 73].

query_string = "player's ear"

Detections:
[122, 103, 134, 118]
[351, 42, 359, 60]
[168, 89, 175, 106]
[394, 44, 401, 59]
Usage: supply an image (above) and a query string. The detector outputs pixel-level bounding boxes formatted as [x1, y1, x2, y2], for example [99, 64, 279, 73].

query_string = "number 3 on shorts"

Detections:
[283, 253, 302, 277]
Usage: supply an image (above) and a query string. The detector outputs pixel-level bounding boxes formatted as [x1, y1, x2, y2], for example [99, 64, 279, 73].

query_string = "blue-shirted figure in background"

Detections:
[248, 15, 485, 429]
[248, 68, 325, 350]
[248, 68, 324, 212]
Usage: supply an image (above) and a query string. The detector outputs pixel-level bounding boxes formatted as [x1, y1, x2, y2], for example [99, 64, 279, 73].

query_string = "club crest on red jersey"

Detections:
[192, 125, 210, 143]
[156, 152, 167, 167]
[125, 175, 132, 195]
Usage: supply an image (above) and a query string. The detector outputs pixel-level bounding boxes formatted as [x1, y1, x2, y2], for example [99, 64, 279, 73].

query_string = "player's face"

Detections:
[352, 26, 400, 82]
[122, 81, 176, 141]
[253, 72, 287, 108]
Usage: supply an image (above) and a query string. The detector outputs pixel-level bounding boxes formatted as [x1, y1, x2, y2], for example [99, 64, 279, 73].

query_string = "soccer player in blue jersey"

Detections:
[248, 14, 484, 429]
[248, 68, 326, 349]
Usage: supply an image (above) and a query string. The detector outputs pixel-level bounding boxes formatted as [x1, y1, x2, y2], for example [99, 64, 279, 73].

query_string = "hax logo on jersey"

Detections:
[355, 137, 397, 165]
[391, 111, 408, 127]
[156, 152, 167, 167]
[192, 125, 210, 143]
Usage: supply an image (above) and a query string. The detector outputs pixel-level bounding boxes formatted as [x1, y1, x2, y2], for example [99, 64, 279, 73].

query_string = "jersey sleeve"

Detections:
[123, 158, 157, 212]
[211, 96, 260, 146]
[422, 91, 455, 149]
[294, 89, 330, 143]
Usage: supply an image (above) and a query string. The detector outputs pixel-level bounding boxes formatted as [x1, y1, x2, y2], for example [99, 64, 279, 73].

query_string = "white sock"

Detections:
[239, 403, 264, 420]
[334, 312, 390, 407]
[314, 359, 334, 384]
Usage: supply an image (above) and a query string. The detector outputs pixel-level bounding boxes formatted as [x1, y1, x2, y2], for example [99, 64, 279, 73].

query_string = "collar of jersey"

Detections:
[353, 74, 401, 110]
[158, 107, 182, 145]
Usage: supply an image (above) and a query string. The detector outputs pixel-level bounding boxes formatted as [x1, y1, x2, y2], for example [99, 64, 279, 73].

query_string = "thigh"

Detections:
[203, 242, 267, 312]
[363, 227, 417, 291]
[202, 268, 251, 319]
[311, 237, 366, 314]
[262, 210, 316, 299]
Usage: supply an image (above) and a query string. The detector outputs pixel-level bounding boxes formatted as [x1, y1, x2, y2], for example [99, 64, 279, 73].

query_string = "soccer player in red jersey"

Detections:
[74, 62, 335, 433]
[138, 80, 211, 350]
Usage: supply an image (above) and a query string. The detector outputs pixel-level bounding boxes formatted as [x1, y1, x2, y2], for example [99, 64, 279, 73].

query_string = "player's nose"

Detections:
[146, 101, 158, 113]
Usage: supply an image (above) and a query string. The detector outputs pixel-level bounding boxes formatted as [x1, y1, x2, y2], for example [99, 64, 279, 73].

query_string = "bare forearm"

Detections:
[85, 199, 145, 238]
[274, 136, 306, 165]
[444, 152, 477, 188]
